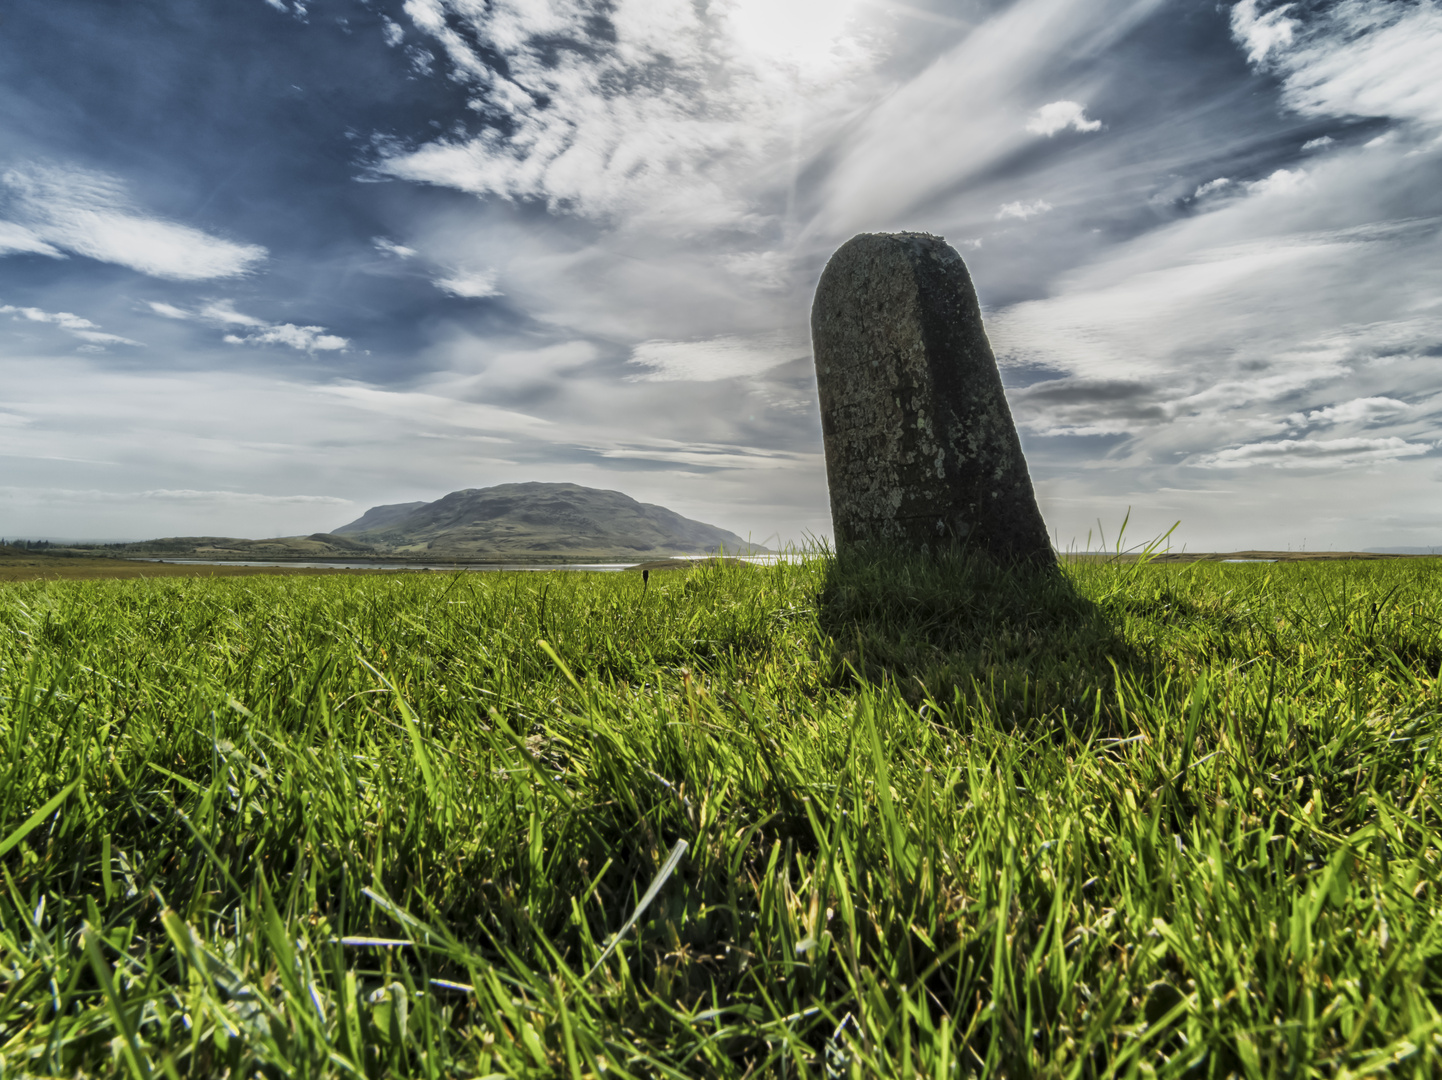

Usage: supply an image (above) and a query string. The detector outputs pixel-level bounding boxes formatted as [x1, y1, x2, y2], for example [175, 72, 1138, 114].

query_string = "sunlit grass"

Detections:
[1, 553, 1439, 1077]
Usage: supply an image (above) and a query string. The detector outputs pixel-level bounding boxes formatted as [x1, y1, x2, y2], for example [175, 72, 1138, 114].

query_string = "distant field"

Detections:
[0, 549, 402, 583]
[1064, 550, 1423, 564]
[0, 548, 746, 582]
[0, 554, 1439, 1076]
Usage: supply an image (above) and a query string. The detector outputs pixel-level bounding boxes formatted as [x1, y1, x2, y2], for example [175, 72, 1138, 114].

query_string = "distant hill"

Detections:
[336, 502, 428, 534]
[55, 483, 768, 563]
[334, 482, 766, 556]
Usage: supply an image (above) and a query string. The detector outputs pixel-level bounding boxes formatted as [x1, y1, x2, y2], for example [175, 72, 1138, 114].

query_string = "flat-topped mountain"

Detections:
[334, 482, 765, 556]
[56, 483, 768, 562]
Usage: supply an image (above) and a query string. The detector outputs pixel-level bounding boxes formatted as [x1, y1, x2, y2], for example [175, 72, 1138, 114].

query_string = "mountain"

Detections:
[332, 482, 767, 556]
[335, 502, 428, 534]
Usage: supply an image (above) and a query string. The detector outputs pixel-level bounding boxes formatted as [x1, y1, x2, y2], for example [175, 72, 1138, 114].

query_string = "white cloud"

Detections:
[381, 16, 404, 46]
[986, 123, 1442, 549]
[428, 338, 599, 393]
[374, 0, 873, 229]
[1245, 167, 1307, 195]
[434, 268, 501, 298]
[138, 488, 345, 504]
[1025, 100, 1103, 136]
[0, 164, 267, 279]
[1229, 0, 1298, 64]
[1295, 396, 1409, 426]
[312, 380, 559, 442]
[0, 486, 347, 505]
[71, 331, 143, 347]
[2, 305, 98, 332]
[581, 438, 802, 472]
[197, 301, 267, 327]
[0, 304, 142, 347]
[1236, 0, 1442, 131]
[719, 250, 792, 291]
[1194, 177, 1232, 198]
[226, 324, 348, 351]
[263, 0, 308, 17]
[996, 199, 1053, 221]
[373, 236, 418, 258]
[627, 333, 806, 382]
[1196, 436, 1432, 469]
[143, 299, 347, 351]
[0, 220, 63, 258]
[1302, 134, 1335, 151]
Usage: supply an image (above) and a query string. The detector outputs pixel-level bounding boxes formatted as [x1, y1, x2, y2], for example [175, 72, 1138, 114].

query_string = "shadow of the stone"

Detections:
[817, 544, 1146, 728]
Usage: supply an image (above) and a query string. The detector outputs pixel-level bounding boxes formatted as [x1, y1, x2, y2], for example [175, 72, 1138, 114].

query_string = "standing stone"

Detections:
[811, 232, 1054, 567]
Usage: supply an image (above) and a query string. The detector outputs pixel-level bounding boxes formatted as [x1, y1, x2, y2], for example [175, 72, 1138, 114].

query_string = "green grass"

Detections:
[0, 552, 1439, 1078]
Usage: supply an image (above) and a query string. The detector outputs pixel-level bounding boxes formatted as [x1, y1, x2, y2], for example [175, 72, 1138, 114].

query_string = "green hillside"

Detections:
[64, 482, 769, 562]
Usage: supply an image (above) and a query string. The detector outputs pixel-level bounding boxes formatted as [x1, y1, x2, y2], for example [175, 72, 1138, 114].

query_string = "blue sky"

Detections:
[1, 0, 1439, 550]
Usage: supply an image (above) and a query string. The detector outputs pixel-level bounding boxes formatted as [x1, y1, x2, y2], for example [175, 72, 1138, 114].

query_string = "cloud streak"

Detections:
[0, 164, 267, 279]
[0, 304, 142, 347]
[627, 334, 806, 383]
[373, 0, 868, 232]
[433, 268, 501, 299]
[146, 299, 347, 352]
[1196, 436, 1434, 469]
[1255, 0, 1442, 131]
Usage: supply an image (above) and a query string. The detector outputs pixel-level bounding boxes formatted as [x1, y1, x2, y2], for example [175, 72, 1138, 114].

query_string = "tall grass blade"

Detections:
[586, 839, 689, 979]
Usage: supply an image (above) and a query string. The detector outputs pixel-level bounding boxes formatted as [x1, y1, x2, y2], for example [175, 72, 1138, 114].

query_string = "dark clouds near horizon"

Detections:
[1, 0, 1439, 549]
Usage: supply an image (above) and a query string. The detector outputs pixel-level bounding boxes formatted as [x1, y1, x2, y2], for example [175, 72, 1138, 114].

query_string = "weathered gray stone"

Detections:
[811, 232, 1054, 567]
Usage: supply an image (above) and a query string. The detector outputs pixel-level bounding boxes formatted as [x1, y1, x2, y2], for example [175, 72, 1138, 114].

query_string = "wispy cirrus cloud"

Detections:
[980, 0, 1442, 546]
[1291, 396, 1411, 427]
[225, 324, 348, 351]
[372, 0, 871, 233]
[0, 219, 62, 258]
[433, 268, 501, 299]
[627, 333, 806, 383]
[261, 0, 309, 20]
[0, 163, 266, 279]
[815, 0, 1163, 236]
[372, 235, 500, 299]
[1229, 0, 1297, 64]
[0, 303, 141, 347]
[9, 0, 1442, 552]
[145, 298, 347, 351]
[1196, 436, 1434, 469]
[372, 237, 417, 259]
[1242, 0, 1442, 131]
[0, 486, 349, 505]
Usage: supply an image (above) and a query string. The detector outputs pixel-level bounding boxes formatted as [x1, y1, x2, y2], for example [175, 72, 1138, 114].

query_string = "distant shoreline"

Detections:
[1065, 550, 1442, 563]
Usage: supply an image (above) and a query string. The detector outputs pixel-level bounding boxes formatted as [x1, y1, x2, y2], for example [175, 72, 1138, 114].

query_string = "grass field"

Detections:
[0, 552, 1439, 1077]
